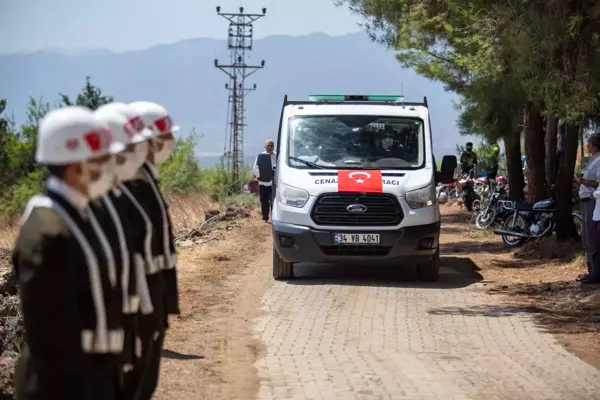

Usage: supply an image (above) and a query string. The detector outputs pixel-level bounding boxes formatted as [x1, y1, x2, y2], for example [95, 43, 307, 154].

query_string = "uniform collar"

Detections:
[47, 175, 89, 211]
[144, 161, 159, 179]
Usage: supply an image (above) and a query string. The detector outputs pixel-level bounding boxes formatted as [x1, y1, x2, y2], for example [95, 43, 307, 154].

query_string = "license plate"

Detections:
[333, 233, 380, 245]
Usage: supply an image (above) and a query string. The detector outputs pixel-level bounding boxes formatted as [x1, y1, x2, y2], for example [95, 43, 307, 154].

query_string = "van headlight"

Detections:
[406, 184, 436, 209]
[277, 182, 309, 208]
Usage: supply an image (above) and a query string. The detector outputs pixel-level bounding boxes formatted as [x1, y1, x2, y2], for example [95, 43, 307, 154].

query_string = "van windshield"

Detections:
[287, 115, 425, 170]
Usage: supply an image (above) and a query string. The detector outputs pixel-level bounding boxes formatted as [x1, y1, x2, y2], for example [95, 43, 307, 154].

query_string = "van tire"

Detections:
[418, 248, 440, 282]
[273, 248, 294, 280]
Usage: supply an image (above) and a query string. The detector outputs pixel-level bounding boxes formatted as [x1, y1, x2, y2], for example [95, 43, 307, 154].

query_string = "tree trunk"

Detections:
[504, 133, 525, 202]
[545, 115, 558, 188]
[555, 123, 579, 241]
[524, 103, 546, 203]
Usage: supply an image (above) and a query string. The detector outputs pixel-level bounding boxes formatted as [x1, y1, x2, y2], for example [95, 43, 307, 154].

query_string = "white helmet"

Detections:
[129, 101, 180, 138]
[94, 104, 144, 150]
[36, 106, 122, 165]
[97, 102, 153, 142]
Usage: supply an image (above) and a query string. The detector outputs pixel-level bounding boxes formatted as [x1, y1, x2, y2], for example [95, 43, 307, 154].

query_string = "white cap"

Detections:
[36, 106, 116, 165]
[129, 101, 180, 139]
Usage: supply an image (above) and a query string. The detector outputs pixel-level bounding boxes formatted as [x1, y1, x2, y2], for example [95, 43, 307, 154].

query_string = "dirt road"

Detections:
[156, 208, 600, 400]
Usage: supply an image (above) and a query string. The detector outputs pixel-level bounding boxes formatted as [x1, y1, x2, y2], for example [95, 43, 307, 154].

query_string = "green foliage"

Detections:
[200, 159, 229, 202]
[60, 76, 113, 110]
[157, 130, 204, 196]
[0, 169, 44, 218]
[224, 193, 260, 206]
[455, 140, 499, 172]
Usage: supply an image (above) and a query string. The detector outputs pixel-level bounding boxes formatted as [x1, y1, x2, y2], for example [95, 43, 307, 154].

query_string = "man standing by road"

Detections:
[576, 132, 600, 284]
[253, 139, 276, 223]
[460, 142, 478, 178]
[486, 145, 500, 181]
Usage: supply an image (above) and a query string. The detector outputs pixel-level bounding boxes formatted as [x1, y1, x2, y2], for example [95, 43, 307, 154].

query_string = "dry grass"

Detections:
[0, 220, 18, 251]
[154, 213, 270, 400]
[164, 192, 217, 233]
[0, 191, 222, 250]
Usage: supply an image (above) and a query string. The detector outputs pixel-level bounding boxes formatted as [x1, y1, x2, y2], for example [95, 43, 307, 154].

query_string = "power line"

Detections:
[214, 5, 266, 194]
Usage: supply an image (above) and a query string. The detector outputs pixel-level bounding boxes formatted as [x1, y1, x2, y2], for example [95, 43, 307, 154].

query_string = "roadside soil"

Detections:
[439, 204, 600, 369]
[153, 208, 273, 400]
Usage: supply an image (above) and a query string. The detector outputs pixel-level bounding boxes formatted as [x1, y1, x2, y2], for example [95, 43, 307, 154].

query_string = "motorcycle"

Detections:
[474, 181, 511, 229]
[458, 169, 479, 211]
[492, 195, 582, 247]
[436, 182, 455, 204]
[474, 176, 490, 199]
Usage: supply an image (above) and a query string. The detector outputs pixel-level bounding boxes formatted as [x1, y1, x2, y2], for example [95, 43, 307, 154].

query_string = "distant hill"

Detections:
[0, 32, 476, 166]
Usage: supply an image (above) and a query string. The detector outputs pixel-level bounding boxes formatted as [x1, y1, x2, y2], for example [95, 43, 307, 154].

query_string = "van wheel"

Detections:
[273, 248, 294, 280]
[418, 249, 440, 282]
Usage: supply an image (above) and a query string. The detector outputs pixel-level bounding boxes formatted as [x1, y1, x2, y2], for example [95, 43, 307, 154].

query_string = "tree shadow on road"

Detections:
[440, 240, 512, 255]
[287, 256, 482, 289]
[428, 281, 600, 334]
[161, 349, 205, 360]
[442, 211, 473, 224]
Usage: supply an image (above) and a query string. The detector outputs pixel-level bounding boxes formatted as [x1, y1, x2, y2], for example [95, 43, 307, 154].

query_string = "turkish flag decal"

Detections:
[337, 170, 383, 193]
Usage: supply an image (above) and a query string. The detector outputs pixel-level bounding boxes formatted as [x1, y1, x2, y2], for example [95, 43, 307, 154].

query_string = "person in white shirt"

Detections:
[576, 132, 600, 283]
[252, 139, 276, 223]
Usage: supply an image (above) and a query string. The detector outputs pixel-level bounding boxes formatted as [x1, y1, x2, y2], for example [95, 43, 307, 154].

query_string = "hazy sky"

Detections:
[0, 0, 363, 54]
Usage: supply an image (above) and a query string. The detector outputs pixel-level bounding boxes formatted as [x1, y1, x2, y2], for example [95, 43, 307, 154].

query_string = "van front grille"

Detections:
[311, 193, 403, 227]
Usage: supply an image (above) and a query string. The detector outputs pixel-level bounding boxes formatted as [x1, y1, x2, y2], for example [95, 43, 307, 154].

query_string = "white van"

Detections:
[271, 94, 447, 281]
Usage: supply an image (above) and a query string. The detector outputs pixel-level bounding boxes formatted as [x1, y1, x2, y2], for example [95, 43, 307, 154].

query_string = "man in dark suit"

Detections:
[252, 139, 276, 223]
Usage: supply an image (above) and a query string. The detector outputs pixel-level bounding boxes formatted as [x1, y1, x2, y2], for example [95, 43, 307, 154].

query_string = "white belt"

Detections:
[81, 329, 124, 354]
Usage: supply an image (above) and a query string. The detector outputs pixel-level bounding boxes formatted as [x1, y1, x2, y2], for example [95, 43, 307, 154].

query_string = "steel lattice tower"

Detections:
[215, 6, 266, 193]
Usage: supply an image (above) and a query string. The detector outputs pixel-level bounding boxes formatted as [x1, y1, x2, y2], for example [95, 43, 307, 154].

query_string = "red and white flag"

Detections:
[337, 170, 383, 193]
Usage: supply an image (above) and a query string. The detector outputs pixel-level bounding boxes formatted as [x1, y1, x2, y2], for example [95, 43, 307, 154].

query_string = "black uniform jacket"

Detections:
[136, 162, 179, 316]
[13, 182, 123, 400]
[121, 175, 168, 332]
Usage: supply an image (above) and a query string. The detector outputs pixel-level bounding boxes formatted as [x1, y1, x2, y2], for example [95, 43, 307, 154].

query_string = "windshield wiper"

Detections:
[288, 156, 328, 169]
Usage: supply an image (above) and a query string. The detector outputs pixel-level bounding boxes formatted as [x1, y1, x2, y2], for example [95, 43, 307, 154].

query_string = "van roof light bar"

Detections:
[308, 94, 405, 103]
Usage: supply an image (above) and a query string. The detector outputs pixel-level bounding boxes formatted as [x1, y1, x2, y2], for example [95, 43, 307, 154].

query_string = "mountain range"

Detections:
[0, 32, 476, 166]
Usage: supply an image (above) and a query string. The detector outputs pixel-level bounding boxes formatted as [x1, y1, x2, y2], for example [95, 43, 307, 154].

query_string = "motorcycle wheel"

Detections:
[448, 189, 458, 204]
[476, 208, 497, 230]
[501, 214, 527, 247]
[437, 188, 448, 204]
[465, 189, 475, 211]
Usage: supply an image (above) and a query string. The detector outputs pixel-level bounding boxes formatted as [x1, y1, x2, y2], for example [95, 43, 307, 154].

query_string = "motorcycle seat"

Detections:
[514, 202, 534, 211]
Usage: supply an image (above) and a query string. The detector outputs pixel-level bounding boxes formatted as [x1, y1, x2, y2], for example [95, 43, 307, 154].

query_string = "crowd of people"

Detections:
[11, 101, 180, 399]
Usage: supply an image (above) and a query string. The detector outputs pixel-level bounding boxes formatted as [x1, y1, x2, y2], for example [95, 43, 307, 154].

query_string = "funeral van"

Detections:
[271, 94, 453, 282]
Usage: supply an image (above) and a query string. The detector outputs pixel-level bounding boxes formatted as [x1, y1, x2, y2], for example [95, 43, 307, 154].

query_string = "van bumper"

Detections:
[272, 220, 440, 264]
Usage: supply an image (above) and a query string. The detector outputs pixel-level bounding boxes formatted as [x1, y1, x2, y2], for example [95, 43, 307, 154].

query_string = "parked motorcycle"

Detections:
[474, 181, 511, 229]
[492, 195, 582, 247]
[436, 182, 455, 204]
[458, 169, 479, 211]
[474, 176, 490, 199]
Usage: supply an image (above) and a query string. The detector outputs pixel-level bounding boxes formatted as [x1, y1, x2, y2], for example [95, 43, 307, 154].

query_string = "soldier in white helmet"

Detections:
[91, 102, 158, 397]
[12, 106, 125, 399]
[103, 102, 179, 400]
[125, 100, 180, 399]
